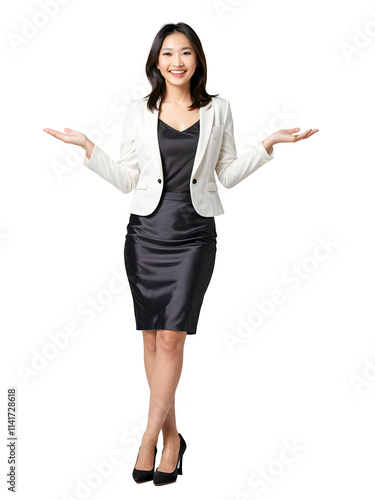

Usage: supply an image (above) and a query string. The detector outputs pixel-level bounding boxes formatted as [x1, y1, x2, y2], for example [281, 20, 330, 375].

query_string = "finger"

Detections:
[293, 130, 312, 141]
[43, 128, 69, 142]
[307, 129, 319, 138]
[43, 128, 59, 137]
[303, 129, 319, 139]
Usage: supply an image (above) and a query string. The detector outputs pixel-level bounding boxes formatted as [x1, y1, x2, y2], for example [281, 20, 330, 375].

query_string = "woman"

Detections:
[43, 22, 318, 486]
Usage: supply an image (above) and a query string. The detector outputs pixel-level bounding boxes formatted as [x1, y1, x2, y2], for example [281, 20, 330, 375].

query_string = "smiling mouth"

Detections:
[169, 70, 187, 74]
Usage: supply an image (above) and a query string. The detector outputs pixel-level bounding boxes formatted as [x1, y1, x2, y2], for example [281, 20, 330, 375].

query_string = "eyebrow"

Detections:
[162, 47, 192, 51]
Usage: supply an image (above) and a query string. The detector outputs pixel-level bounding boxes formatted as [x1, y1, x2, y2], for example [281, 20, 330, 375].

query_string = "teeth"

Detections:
[170, 70, 186, 74]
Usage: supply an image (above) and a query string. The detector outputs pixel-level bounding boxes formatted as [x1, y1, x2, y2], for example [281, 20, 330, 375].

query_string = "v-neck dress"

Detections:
[123, 117, 217, 335]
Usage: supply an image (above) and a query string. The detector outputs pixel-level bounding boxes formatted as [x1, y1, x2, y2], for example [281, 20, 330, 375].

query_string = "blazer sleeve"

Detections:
[215, 100, 275, 188]
[82, 101, 140, 194]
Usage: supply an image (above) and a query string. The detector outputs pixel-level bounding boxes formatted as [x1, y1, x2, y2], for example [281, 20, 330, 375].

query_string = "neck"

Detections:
[163, 83, 192, 105]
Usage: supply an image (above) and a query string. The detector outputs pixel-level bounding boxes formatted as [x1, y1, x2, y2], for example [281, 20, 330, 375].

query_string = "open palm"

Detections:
[273, 127, 319, 144]
[43, 127, 88, 148]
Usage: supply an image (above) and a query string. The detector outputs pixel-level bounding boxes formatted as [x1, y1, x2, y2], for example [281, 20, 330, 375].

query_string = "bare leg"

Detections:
[142, 331, 180, 442]
[135, 329, 186, 471]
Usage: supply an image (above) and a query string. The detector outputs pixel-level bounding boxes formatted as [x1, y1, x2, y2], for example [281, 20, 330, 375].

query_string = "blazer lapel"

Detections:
[144, 96, 214, 180]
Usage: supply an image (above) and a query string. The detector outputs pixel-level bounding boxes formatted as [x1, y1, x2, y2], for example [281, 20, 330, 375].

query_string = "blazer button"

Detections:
[192, 179, 197, 184]
[158, 179, 162, 183]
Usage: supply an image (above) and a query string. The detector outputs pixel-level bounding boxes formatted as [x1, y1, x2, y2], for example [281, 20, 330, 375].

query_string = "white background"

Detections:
[1, 0, 375, 498]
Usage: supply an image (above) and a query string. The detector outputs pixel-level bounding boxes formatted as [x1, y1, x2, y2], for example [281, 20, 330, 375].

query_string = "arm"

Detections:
[82, 101, 140, 194]
[215, 100, 275, 189]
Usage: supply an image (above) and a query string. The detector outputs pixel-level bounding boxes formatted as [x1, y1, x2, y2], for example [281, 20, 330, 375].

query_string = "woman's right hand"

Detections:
[43, 127, 94, 159]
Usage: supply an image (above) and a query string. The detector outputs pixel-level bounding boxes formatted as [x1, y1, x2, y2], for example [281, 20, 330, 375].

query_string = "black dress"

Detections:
[123, 118, 217, 335]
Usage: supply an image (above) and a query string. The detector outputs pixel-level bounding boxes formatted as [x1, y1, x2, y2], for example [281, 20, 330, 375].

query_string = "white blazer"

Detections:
[83, 95, 275, 217]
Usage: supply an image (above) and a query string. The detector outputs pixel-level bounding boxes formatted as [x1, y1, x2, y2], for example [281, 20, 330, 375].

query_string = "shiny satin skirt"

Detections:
[124, 191, 217, 335]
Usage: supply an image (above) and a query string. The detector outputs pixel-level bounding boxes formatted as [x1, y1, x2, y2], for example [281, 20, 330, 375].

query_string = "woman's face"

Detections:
[157, 32, 198, 89]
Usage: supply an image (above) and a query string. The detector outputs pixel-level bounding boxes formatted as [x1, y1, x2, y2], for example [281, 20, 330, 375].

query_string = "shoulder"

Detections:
[211, 95, 227, 103]
[210, 95, 230, 115]
[210, 95, 227, 106]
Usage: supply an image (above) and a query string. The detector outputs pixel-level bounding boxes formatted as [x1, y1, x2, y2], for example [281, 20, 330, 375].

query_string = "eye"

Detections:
[162, 51, 191, 56]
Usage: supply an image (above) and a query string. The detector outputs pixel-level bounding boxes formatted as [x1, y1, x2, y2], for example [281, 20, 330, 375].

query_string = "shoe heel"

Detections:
[178, 454, 183, 475]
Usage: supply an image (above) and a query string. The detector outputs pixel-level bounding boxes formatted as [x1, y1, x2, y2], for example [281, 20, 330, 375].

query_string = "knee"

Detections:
[157, 330, 185, 358]
[143, 330, 157, 352]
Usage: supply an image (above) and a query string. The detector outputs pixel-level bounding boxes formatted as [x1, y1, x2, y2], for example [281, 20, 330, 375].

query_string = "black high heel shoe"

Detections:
[132, 444, 157, 483]
[153, 433, 186, 486]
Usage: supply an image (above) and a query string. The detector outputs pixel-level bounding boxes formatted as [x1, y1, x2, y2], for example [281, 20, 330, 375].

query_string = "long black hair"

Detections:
[144, 22, 219, 112]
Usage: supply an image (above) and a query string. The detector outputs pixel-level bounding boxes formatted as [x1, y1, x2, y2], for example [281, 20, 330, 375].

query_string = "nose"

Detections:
[172, 54, 183, 65]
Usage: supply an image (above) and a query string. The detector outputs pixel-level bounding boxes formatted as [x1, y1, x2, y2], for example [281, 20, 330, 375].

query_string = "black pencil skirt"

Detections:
[124, 191, 217, 335]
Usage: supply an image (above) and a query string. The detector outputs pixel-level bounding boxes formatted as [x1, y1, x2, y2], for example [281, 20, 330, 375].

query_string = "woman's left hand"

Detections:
[272, 127, 319, 145]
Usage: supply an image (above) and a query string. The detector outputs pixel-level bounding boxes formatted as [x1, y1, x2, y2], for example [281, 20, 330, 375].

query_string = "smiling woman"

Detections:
[122, 24, 225, 486]
[43, 18, 318, 489]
